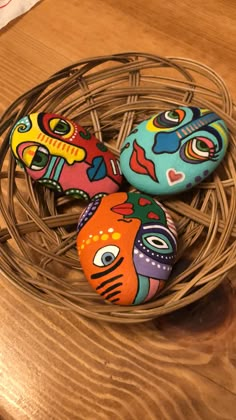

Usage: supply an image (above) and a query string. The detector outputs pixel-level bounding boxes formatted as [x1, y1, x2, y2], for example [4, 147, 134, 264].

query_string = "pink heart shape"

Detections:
[167, 168, 185, 185]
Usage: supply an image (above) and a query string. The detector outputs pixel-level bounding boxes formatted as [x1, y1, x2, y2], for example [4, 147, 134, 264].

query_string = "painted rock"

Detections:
[10, 113, 123, 200]
[120, 107, 229, 195]
[77, 192, 178, 305]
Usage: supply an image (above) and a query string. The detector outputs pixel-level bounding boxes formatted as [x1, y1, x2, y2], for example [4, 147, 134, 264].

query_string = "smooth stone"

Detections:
[77, 192, 178, 305]
[10, 112, 123, 200]
[120, 106, 229, 195]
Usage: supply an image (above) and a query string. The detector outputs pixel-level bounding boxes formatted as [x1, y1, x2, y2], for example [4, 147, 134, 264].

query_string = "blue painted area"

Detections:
[87, 156, 107, 181]
[53, 157, 65, 181]
[44, 156, 58, 179]
[134, 274, 150, 305]
[153, 131, 180, 154]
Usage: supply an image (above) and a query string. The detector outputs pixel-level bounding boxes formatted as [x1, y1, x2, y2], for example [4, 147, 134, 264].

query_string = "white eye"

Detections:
[93, 245, 120, 267]
[192, 138, 210, 157]
[164, 110, 180, 122]
[145, 236, 168, 249]
[30, 146, 49, 170]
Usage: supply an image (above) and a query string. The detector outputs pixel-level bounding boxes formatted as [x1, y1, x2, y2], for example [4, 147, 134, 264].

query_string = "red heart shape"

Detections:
[167, 169, 185, 185]
[148, 212, 160, 220]
[138, 197, 152, 206]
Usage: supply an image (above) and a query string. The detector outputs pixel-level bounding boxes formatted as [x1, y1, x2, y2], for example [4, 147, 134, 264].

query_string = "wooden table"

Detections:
[1, 1, 236, 418]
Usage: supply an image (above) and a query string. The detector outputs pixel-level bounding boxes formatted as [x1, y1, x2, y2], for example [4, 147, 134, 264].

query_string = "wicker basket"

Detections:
[0, 52, 236, 323]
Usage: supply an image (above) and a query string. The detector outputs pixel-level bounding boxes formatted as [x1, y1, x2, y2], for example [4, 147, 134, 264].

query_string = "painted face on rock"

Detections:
[10, 113, 123, 200]
[77, 192, 178, 305]
[120, 107, 229, 195]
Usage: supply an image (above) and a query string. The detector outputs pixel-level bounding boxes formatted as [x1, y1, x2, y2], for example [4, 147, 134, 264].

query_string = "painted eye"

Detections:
[164, 110, 180, 122]
[93, 245, 120, 267]
[153, 109, 186, 128]
[145, 235, 169, 249]
[180, 136, 216, 163]
[193, 138, 212, 156]
[49, 118, 70, 135]
[31, 148, 48, 169]
[22, 145, 49, 171]
[142, 232, 174, 254]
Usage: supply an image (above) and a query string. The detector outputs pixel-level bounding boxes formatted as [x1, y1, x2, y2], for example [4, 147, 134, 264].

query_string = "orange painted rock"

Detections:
[77, 192, 178, 305]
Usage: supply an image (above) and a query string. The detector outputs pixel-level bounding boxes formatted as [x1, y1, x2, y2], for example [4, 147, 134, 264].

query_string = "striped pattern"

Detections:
[176, 112, 219, 139]
[110, 159, 122, 176]
[156, 201, 178, 237]
[37, 132, 80, 157]
[91, 257, 125, 303]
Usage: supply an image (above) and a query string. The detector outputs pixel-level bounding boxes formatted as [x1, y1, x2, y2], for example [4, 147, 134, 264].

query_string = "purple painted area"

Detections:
[133, 250, 171, 280]
[77, 198, 101, 231]
[134, 222, 177, 262]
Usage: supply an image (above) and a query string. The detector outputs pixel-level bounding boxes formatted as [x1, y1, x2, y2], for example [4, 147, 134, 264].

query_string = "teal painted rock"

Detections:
[120, 107, 229, 195]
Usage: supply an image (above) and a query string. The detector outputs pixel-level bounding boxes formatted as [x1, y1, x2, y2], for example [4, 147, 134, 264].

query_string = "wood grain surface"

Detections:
[0, 0, 236, 419]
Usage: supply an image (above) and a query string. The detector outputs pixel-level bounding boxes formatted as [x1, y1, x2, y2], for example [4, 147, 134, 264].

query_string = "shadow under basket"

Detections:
[0, 52, 236, 323]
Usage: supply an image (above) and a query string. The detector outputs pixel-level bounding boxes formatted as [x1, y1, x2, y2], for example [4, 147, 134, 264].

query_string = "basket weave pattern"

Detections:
[0, 53, 236, 323]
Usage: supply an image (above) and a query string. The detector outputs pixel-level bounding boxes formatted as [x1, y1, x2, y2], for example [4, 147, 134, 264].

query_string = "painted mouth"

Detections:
[130, 140, 158, 182]
[111, 202, 134, 216]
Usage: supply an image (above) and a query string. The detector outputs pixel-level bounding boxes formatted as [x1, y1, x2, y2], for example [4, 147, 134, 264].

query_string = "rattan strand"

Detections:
[0, 53, 235, 323]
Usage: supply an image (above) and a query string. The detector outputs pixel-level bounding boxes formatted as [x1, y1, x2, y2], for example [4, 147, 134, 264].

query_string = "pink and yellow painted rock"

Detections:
[10, 112, 123, 200]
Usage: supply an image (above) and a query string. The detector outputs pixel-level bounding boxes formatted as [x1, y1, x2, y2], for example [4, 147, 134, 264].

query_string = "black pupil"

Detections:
[32, 150, 48, 168]
[54, 120, 69, 134]
[105, 255, 113, 263]
[153, 239, 162, 246]
[169, 111, 178, 119]
[57, 122, 65, 131]
[34, 154, 43, 163]
[199, 140, 209, 150]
